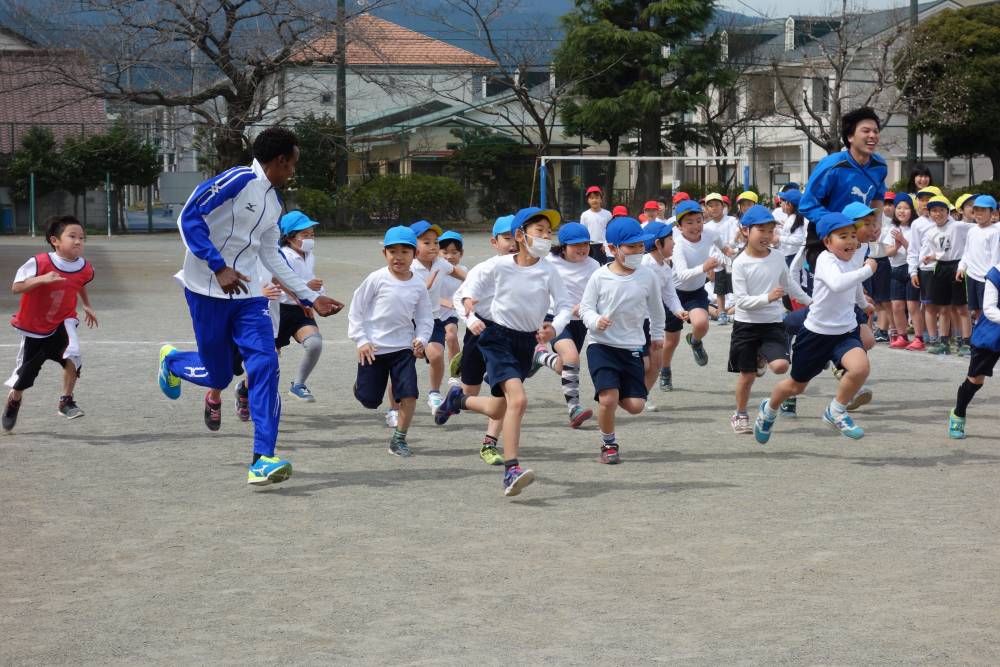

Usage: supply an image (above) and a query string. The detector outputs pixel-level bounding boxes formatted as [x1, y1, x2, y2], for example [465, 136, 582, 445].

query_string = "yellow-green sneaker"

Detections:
[479, 444, 504, 466]
[158, 345, 181, 400]
[449, 350, 463, 378]
[247, 455, 292, 485]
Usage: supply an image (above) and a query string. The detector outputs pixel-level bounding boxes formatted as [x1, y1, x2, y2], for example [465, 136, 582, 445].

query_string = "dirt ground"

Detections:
[1, 234, 998, 665]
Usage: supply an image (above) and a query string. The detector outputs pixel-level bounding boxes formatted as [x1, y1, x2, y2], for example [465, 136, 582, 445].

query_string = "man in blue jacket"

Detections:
[800, 107, 888, 222]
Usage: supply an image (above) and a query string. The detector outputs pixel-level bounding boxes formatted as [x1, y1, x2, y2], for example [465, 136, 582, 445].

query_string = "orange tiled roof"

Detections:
[292, 14, 495, 68]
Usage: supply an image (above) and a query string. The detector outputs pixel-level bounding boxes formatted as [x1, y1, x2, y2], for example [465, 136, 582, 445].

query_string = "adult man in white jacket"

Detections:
[157, 127, 342, 486]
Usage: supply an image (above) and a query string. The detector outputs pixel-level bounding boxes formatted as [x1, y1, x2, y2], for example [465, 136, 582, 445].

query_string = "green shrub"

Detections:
[291, 187, 337, 224]
[340, 174, 467, 228]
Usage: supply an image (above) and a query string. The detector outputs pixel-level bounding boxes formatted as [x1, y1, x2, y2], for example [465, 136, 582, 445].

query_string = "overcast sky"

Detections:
[719, 0, 910, 19]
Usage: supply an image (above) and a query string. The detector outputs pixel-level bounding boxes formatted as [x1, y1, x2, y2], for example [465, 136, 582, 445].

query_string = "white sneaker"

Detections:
[846, 385, 873, 411]
[427, 391, 443, 415]
[644, 403, 659, 412]
[384, 409, 399, 428]
[447, 376, 461, 388]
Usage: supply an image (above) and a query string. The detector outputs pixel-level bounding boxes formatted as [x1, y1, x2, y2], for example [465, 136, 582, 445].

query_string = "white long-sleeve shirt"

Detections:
[580, 208, 612, 247]
[672, 227, 726, 291]
[888, 225, 911, 268]
[804, 251, 874, 335]
[732, 250, 811, 324]
[412, 256, 459, 320]
[347, 267, 433, 354]
[920, 219, 974, 266]
[907, 216, 936, 276]
[959, 225, 1000, 282]
[778, 217, 808, 257]
[276, 246, 322, 305]
[546, 255, 600, 320]
[580, 264, 665, 349]
[453, 261, 494, 328]
[438, 263, 467, 318]
[641, 253, 683, 316]
[462, 254, 573, 335]
[704, 216, 739, 272]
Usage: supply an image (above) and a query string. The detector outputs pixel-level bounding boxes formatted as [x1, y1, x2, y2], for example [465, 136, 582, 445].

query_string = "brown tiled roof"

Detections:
[0, 49, 107, 153]
[292, 13, 496, 67]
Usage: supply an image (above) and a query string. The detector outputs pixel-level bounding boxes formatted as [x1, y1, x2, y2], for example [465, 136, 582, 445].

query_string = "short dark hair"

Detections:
[439, 238, 463, 252]
[841, 107, 880, 149]
[252, 127, 299, 164]
[45, 215, 83, 249]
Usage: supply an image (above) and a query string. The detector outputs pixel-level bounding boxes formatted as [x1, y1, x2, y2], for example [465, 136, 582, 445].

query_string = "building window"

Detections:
[784, 17, 795, 52]
[747, 75, 775, 115]
[320, 93, 333, 105]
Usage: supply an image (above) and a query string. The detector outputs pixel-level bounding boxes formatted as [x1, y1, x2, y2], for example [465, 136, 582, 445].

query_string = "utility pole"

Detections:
[335, 0, 348, 228]
[906, 0, 918, 175]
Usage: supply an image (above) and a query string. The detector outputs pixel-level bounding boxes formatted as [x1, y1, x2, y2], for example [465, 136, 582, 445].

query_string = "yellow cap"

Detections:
[916, 186, 943, 198]
[704, 192, 724, 204]
[926, 195, 953, 210]
[737, 191, 758, 204]
[955, 193, 974, 209]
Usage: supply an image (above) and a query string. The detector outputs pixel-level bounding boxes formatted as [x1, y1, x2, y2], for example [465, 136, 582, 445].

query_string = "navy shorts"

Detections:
[967, 278, 987, 313]
[275, 303, 318, 349]
[869, 257, 892, 303]
[676, 286, 710, 312]
[968, 344, 1000, 378]
[714, 270, 733, 296]
[589, 243, 610, 265]
[890, 264, 919, 301]
[459, 313, 493, 387]
[354, 348, 418, 409]
[552, 318, 588, 352]
[919, 269, 934, 304]
[790, 327, 863, 383]
[477, 323, 537, 397]
[587, 343, 647, 401]
[429, 318, 447, 346]
[728, 321, 789, 373]
[441, 315, 459, 328]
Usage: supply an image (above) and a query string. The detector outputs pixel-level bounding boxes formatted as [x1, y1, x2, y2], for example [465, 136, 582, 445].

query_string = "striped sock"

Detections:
[534, 347, 560, 373]
[392, 429, 407, 443]
[601, 431, 616, 446]
[561, 363, 580, 410]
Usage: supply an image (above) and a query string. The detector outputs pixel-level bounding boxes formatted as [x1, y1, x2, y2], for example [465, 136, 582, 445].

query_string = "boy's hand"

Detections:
[312, 295, 343, 316]
[40, 271, 66, 284]
[468, 319, 486, 335]
[911, 275, 920, 288]
[262, 283, 282, 299]
[596, 316, 612, 331]
[702, 257, 719, 273]
[572, 304, 581, 318]
[357, 343, 376, 365]
[214, 266, 250, 294]
[675, 310, 689, 322]
[307, 278, 324, 291]
[956, 269, 965, 282]
[922, 255, 934, 265]
[462, 297, 478, 317]
[302, 306, 314, 319]
[536, 323, 556, 344]
[864, 258, 878, 273]
[83, 305, 98, 328]
[767, 286, 785, 302]
[412, 339, 425, 358]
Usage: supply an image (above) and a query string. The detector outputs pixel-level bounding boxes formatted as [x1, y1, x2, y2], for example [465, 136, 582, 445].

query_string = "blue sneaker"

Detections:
[503, 466, 535, 497]
[823, 407, 864, 439]
[434, 386, 463, 426]
[158, 345, 181, 400]
[288, 382, 315, 402]
[686, 333, 709, 366]
[247, 455, 292, 485]
[948, 410, 966, 439]
[388, 438, 412, 457]
[753, 398, 777, 444]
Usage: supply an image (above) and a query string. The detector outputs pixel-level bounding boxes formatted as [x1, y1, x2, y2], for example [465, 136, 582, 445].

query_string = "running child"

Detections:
[449, 215, 518, 466]
[437, 230, 467, 381]
[728, 206, 810, 434]
[948, 258, 1000, 438]
[640, 221, 687, 402]
[754, 212, 877, 443]
[958, 195, 1000, 323]
[580, 185, 612, 264]
[409, 220, 466, 416]
[3, 216, 97, 432]
[348, 226, 433, 457]
[537, 221, 600, 428]
[668, 199, 735, 375]
[435, 207, 573, 497]
[579, 217, 665, 463]
[703, 192, 741, 325]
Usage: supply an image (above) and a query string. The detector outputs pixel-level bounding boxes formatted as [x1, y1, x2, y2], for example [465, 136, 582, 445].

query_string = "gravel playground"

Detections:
[2, 234, 998, 665]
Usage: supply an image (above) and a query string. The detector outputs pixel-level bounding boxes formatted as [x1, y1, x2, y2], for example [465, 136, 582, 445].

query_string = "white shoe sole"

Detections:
[57, 410, 84, 420]
[846, 390, 872, 411]
[288, 392, 316, 403]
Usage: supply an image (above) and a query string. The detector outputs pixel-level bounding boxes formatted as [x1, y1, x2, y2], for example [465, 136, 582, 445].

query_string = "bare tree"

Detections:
[770, 0, 906, 155]
[0, 0, 391, 170]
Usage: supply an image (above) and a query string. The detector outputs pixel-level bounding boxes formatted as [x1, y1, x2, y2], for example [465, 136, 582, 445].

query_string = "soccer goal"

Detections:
[538, 154, 750, 214]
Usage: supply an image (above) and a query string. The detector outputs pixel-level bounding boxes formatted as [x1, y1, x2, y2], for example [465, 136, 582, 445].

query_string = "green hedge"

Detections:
[340, 174, 467, 228]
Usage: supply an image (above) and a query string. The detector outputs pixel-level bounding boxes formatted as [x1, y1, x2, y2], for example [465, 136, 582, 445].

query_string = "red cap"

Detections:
[721, 195, 731, 205]
[672, 192, 690, 205]
[884, 191, 895, 201]
[586, 185, 603, 196]
[643, 200, 659, 210]
[611, 205, 629, 217]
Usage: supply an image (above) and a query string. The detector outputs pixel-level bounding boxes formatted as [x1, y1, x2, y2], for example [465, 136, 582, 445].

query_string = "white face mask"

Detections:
[526, 235, 551, 258]
[298, 238, 315, 253]
[621, 252, 644, 270]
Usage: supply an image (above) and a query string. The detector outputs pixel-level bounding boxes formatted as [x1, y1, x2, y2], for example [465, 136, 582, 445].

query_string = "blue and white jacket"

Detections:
[800, 150, 888, 222]
[176, 159, 318, 303]
[971, 266, 1000, 352]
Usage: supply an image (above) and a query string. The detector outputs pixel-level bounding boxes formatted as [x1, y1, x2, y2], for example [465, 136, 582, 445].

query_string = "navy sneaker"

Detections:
[503, 466, 535, 497]
[434, 385, 463, 425]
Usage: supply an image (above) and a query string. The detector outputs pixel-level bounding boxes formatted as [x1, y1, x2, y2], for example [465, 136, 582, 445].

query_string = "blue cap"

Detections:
[842, 201, 875, 221]
[739, 204, 777, 227]
[279, 210, 319, 236]
[492, 215, 515, 237]
[973, 195, 998, 210]
[557, 222, 590, 245]
[606, 217, 654, 246]
[674, 200, 702, 222]
[512, 207, 560, 232]
[409, 220, 443, 238]
[894, 193, 914, 210]
[817, 212, 860, 239]
[782, 182, 800, 191]
[383, 225, 417, 248]
[438, 230, 464, 245]
[779, 189, 801, 207]
[642, 221, 673, 251]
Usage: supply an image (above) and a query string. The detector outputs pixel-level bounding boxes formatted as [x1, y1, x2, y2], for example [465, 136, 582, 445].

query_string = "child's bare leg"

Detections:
[397, 397, 416, 432]
[497, 379, 526, 462]
[689, 308, 709, 341]
[661, 331, 680, 368]
[62, 360, 79, 397]
[444, 323, 460, 361]
[834, 348, 870, 405]
[619, 397, 645, 415]
[645, 346, 663, 391]
[924, 304, 939, 338]
[425, 342, 445, 393]
[597, 388, 618, 434]
[954, 306, 971, 339]
[908, 301, 924, 337]
[462, 382, 502, 440]
[735, 371, 755, 413]
[768, 377, 808, 410]
[8, 388, 23, 401]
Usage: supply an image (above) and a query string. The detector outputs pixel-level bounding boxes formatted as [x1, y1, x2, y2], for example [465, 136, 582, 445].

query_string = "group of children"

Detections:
[7, 185, 1000, 497]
